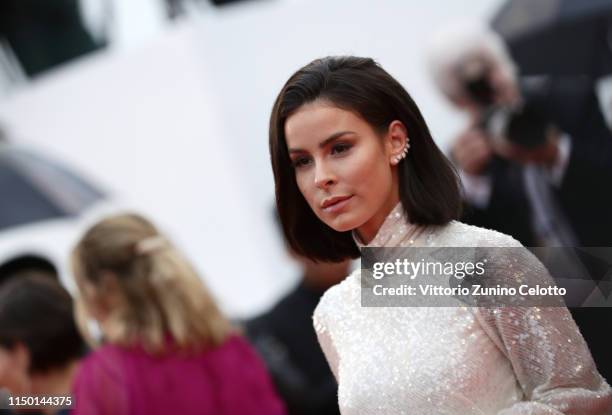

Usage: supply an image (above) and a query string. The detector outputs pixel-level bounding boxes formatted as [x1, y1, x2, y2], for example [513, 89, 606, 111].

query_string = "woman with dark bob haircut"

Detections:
[270, 56, 461, 263]
[269, 56, 611, 414]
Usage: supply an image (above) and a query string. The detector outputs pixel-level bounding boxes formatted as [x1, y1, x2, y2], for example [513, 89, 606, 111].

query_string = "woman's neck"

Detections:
[356, 192, 401, 244]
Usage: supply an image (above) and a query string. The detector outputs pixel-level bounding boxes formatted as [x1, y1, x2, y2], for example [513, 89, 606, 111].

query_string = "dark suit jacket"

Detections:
[244, 282, 340, 415]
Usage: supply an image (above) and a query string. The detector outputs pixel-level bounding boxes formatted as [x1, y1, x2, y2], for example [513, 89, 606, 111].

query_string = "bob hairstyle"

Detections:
[72, 213, 233, 353]
[269, 56, 462, 262]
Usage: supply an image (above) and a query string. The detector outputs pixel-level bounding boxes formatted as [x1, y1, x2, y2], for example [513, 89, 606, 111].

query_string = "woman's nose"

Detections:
[314, 161, 336, 190]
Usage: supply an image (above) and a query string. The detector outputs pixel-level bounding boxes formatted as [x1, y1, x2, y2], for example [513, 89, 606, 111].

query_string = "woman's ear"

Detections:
[98, 271, 119, 293]
[3, 342, 32, 394]
[15, 342, 30, 376]
[78, 272, 119, 322]
[386, 120, 409, 165]
[97, 272, 122, 313]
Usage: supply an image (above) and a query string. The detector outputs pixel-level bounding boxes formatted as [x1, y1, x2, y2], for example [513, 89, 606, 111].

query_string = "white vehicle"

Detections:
[0, 139, 119, 291]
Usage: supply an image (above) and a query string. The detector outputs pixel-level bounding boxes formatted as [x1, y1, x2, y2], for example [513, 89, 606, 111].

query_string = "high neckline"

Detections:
[352, 202, 421, 248]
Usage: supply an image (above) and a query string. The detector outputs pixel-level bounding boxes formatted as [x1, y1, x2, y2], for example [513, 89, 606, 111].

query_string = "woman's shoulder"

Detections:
[72, 343, 128, 405]
[435, 220, 523, 248]
[75, 343, 128, 381]
[313, 269, 359, 323]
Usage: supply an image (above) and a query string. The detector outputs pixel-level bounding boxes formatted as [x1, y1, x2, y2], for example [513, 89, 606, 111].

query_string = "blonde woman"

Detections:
[70, 213, 284, 415]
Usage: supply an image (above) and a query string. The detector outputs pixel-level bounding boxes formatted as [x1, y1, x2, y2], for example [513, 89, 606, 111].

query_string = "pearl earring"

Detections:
[391, 140, 410, 165]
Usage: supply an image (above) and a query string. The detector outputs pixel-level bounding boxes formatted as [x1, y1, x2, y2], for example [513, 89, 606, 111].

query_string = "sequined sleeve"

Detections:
[313, 292, 340, 382]
[474, 245, 612, 414]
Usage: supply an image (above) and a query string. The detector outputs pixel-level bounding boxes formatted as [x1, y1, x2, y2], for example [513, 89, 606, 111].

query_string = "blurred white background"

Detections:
[0, 0, 504, 317]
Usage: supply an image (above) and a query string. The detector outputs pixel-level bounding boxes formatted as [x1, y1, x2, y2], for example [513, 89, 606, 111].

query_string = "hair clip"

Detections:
[134, 236, 167, 256]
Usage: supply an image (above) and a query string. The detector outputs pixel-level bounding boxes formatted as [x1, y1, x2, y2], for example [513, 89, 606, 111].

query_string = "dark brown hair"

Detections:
[269, 56, 461, 262]
[0, 275, 87, 373]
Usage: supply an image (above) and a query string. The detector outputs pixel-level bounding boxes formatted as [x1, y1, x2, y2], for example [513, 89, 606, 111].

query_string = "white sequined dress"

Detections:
[313, 203, 612, 414]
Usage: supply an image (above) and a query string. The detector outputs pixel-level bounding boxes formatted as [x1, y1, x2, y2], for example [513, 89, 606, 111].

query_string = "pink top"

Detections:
[71, 335, 285, 415]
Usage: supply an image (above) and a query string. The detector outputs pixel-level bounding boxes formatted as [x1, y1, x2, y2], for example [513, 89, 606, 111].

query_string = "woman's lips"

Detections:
[322, 195, 353, 213]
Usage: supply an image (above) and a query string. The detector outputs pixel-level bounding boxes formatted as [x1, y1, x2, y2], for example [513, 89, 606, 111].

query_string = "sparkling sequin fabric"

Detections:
[313, 203, 612, 414]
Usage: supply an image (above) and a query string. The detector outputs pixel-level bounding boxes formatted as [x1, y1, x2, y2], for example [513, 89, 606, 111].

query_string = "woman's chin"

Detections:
[325, 213, 362, 233]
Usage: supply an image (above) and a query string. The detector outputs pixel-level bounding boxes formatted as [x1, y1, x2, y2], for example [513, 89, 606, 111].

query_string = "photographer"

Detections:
[429, 23, 612, 381]
[430, 23, 612, 247]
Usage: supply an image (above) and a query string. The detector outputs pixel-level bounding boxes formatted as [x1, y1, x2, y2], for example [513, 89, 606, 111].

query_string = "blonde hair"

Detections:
[72, 213, 232, 353]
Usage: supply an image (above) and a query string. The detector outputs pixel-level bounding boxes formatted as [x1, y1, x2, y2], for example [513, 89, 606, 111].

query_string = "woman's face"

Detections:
[285, 101, 405, 242]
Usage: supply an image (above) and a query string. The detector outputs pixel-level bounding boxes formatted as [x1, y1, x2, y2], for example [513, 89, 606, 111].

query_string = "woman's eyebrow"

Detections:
[288, 131, 355, 153]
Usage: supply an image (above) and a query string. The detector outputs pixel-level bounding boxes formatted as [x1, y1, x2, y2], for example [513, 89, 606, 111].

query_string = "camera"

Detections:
[460, 63, 555, 149]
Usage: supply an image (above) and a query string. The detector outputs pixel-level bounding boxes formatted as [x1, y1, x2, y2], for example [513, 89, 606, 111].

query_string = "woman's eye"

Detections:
[292, 157, 312, 168]
[331, 143, 352, 155]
